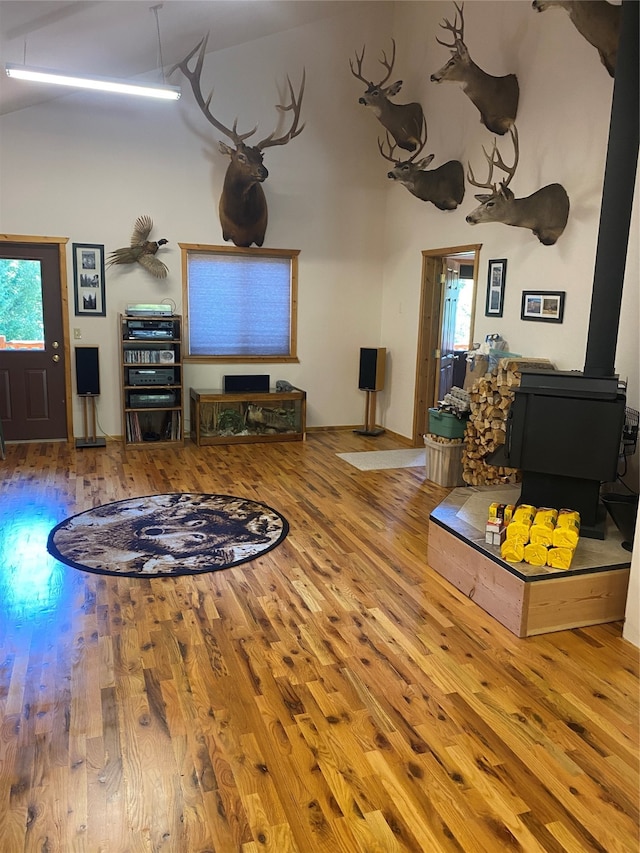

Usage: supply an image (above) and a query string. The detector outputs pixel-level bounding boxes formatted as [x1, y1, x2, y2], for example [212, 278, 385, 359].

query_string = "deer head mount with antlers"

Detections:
[430, 2, 519, 136]
[172, 35, 305, 248]
[350, 39, 424, 152]
[465, 126, 570, 245]
[532, 1, 621, 77]
[378, 119, 465, 211]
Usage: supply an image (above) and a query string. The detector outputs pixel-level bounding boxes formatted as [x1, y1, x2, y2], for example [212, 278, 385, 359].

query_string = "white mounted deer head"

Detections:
[172, 35, 305, 248]
[465, 127, 570, 245]
[378, 119, 465, 211]
[430, 1, 519, 136]
[532, 1, 621, 77]
[350, 39, 425, 152]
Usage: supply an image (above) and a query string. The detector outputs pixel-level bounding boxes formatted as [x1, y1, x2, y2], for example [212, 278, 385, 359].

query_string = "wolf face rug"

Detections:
[47, 493, 289, 578]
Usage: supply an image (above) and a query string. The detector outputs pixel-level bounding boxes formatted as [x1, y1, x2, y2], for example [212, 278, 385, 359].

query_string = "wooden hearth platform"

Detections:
[428, 486, 631, 638]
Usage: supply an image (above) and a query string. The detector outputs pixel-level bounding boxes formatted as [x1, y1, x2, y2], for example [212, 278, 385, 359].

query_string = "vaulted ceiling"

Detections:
[0, 0, 354, 116]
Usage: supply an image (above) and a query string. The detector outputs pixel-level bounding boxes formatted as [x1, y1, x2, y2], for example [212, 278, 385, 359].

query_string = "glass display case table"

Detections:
[190, 387, 306, 446]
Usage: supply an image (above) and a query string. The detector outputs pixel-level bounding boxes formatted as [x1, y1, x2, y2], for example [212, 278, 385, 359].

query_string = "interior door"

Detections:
[0, 241, 68, 441]
[413, 245, 480, 446]
[437, 259, 461, 402]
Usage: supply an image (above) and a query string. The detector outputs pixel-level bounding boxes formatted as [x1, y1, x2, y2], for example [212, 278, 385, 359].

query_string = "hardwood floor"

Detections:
[0, 431, 638, 853]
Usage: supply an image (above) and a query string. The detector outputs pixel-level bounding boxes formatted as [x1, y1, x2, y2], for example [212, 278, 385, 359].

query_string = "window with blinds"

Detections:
[181, 244, 299, 362]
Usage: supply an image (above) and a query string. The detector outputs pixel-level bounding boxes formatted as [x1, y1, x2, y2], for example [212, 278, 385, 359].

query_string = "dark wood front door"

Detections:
[0, 241, 68, 441]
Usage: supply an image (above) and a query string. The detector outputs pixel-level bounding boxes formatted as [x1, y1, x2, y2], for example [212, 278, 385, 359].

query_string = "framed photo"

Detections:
[485, 258, 507, 317]
[521, 290, 565, 323]
[73, 243, 106, 316]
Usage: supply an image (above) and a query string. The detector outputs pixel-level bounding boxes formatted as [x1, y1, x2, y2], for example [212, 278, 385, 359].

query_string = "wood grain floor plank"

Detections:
[0, 432, 637, 852]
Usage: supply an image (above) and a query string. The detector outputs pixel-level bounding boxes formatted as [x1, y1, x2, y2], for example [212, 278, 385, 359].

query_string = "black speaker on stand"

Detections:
[75, 346, 106, 448]
[354, 347, 386, 436]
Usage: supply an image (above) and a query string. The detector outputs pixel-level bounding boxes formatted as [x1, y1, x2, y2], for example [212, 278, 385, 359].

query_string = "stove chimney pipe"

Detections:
[583, 0, 639, 378]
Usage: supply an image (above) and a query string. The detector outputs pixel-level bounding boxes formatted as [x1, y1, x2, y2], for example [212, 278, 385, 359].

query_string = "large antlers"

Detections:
[467, 126, 519, 192]
[171, 35, 256, 145]
[171, 33, 305, 152]
[436, 1, 465, 47]
[377, 116, 428, 164]
[256, 71, 306, 149]
[172, 34, 306, 247]
[349, 39, 397, 86]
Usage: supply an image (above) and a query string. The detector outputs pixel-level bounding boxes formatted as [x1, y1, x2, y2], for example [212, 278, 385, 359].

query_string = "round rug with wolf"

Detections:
[47, 493, 289, 577]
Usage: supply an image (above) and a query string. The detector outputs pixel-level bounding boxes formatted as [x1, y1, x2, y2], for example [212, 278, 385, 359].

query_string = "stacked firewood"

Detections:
[462, 357, 554, 486]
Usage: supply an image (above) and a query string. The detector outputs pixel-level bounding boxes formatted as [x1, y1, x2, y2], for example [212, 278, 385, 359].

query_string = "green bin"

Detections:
[427, 408, 468, 439]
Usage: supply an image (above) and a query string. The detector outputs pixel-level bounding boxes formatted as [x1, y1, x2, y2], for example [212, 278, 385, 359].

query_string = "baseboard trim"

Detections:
[305, 425, 412, 445]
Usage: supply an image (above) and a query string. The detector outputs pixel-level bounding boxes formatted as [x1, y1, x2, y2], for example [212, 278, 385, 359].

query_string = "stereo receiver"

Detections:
[126, 319, 175, 340]
[129, 391, 177, 408]
[128, 368, 175, 386]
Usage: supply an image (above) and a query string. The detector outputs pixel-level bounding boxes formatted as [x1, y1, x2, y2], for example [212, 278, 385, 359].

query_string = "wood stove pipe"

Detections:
[583, 0, 639, 378]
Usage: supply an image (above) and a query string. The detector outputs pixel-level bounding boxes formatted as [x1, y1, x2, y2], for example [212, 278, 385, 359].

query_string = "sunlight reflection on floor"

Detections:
[0, 499, 73, 626]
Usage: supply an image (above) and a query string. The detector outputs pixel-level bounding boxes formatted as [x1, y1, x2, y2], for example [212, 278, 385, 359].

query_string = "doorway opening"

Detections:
[412, 244, 481, 445]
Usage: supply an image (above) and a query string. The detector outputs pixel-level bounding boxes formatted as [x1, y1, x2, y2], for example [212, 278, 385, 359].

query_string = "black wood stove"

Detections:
[497, 1, 639, 539]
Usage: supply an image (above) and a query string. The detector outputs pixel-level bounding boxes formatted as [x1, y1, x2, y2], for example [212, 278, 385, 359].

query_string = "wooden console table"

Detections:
[190, 387, 306, 446]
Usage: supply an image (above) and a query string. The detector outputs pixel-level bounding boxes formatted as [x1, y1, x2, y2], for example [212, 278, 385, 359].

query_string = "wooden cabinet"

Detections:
[119, 313, 183, 447]
[190, 387, 306, 446]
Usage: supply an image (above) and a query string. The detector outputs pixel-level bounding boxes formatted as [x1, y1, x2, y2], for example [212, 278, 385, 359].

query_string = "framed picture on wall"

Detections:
[521, 290, 565, 323]
[73, 243, 106, 316]
[485, 258, 507, 317]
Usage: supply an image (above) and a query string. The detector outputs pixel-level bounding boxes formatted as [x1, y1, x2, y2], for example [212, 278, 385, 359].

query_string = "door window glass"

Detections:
[0, 258, 45, 350]
[454, 275, 475, 350]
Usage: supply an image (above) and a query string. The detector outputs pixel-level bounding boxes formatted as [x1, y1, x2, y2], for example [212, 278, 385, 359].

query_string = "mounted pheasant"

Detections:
[172, 35, 305, 248]
[106, 215, 169, 278]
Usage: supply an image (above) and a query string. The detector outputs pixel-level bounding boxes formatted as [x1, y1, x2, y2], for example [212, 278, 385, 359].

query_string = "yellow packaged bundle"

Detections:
[552, 509, 581, 548]
[501, 539, 525, 563]
[547, 546, 575, 570]
[529, 527, 554, 547]
[488, 502, 505, 519]
[534, 507, 558, 526]
[505, 504, 536, 544]
[529, 507, 558, 547]
[557, 508, 580, 527]
[513, 504, 536, 522]
[524, 542, 549, 567]
[488, 503, 516, 523]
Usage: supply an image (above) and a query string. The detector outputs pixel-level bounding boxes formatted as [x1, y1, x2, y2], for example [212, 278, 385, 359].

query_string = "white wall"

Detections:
[0, 1, 394, 436]
[380, 1, 637, 648]
[381, 1, 638, 440]
[0, 0, 637, 645]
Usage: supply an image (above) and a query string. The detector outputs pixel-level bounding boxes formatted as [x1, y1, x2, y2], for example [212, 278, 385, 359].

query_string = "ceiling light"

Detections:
[5, 63, 181, 101]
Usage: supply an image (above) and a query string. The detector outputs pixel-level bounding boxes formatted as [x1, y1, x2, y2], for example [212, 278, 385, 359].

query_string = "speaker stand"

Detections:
[354, 390, 385, 437]
[76, 395, 106, 448]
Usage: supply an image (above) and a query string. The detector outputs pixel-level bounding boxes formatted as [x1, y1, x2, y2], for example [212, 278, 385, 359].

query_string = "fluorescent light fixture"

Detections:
[5, 63, 181, 101]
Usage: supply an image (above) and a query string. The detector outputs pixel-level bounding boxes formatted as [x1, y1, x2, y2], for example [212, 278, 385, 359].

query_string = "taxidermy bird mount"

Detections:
[107, 215, 169, 278]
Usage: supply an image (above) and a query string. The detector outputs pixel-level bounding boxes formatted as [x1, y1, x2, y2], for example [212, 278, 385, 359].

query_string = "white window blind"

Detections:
[186, 250, 295, 358]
